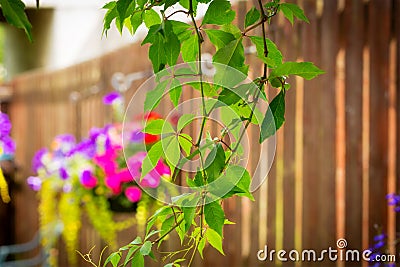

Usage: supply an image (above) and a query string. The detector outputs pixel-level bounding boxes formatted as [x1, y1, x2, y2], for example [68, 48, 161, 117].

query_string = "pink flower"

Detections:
[127, 151, 171, 188]
[105, 175, 122, 195]
[80, 170, 97, 189]
[94, 149, 118, 176]
[116, 168, 133, 183]
[125, 186, 142, 202]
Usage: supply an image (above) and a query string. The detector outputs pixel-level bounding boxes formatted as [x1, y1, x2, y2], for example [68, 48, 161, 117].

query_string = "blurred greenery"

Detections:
[0, 26, 3, 64]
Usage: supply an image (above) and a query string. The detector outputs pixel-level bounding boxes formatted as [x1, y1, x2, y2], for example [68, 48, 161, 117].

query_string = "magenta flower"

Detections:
[103, 91, 122, 105]
[116, 168, 134, 183]
[27, 176, 42, 191]
[59, 167, 69, 180]
[127, 152, 170, 188]
[0, 113, 11, 137]
[80, 170, 97, 189]
[105, 175, 122, 195]
[125, 186, 142, 202]
[94, 149, 118, 176]
[0, 136, 16, 155]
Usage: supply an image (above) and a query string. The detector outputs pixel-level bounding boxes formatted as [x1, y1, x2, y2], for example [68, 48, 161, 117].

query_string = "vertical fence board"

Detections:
[343, 0, 364, 258]
[368, 0, 390, 240]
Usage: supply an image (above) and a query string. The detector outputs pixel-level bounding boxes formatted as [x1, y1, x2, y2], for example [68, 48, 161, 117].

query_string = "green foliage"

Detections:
[279, 2, 309, 25]
[93, 1, 324, 266]
[260, 89, 286, 142]
[0, 0, 32, 41]
[245, 7, 260, 28]
[202, 0, 235, 26]
[269, 61, 325, 80]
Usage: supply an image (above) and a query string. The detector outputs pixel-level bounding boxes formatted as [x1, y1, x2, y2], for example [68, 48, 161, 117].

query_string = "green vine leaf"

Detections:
[205, 228, 225, 255]
[164, 0, 179, 9]
[144, 79, 169, 111]
[169, 78, 182, 107]
[201, 0, 235, 26]
[104, 252, 121, 267]
[116, 0, 135, 31]
[279, 3, 309, 25]
[149, 30, 167, 72]
[164, 21, 181, 66]
[213, 38, 248, 75]
[166, 137, 181, 167]
[140, 241, 153, 256]
[0, 0, 33, 42]
[131, 250, 145, 267]
[143, 119, 174, 135]
[130, 12, 143, 34]
[244, 7, 260, 28]
[268, 61, 325, 80]
[249, 36, 283, 68]
[260, 90, 285, 142]
[141, 141, 163, 178]
[124, 246, 139, 266]
[178, 134, 192, 156]
[204, 29, 235, 51]
[205, 143, 226, 182]
[177, 114, 195, 131]
[170, 20, 192, 41]
[144, 9, 161, 28]
[103, 2, 118, 36]
[181, 33, 199, 62]
[197, 236, 206, 258]
[204, 200, 225, 237]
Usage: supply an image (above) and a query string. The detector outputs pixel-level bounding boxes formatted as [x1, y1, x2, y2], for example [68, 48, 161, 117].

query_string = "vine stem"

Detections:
[152, 218, 185, 244]
[187, 0, 207, 147]
[227, 0, 272, 162]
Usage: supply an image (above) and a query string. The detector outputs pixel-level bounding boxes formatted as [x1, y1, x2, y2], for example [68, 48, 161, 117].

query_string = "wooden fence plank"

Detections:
[368, 0, 391, 243]
[343, 0, 364, 260]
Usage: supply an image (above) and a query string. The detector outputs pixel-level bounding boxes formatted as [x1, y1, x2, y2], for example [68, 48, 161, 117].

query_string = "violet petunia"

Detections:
[0, 136, 16, 155]
[0, 113, 12, 137]
[80, 170, 97, 189]
[32, 148, 48, 173]
[27, 176, 42, 191]
[59, 167, 69, 180]
[103, 91, 122, 105]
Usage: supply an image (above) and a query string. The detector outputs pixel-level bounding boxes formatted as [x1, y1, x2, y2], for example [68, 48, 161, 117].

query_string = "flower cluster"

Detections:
[368, 193, 400, 267]
[0, 112, 15, 157]
[386, 193, 400, 213]
[28, 91, 171, 265]
[0, 112, 15, 203]
[28, 92, 170, 204]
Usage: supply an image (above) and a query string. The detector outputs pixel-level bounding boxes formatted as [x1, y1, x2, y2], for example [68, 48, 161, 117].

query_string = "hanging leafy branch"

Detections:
[83, 0, 325, 266]
[0, 0, 34, 42]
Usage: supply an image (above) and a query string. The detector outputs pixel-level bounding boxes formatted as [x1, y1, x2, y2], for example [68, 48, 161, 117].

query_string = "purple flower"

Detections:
[103, 91, 122, 105]
[52, 134, 76, 157]
[130, 130, 144, 142]
[80, 170, 97, 189]
[0, 113, 11, 137]
[373, 234, 386, 242]
[0, 136, 15, 155]
[386, 193, 400, 212]
[27, 176, 42, 191]
[32, 148, 48, 173]
[59, 167, 69, 180]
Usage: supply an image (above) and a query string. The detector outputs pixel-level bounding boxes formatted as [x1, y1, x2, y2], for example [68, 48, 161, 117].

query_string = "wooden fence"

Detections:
[1, 0, 399, 266]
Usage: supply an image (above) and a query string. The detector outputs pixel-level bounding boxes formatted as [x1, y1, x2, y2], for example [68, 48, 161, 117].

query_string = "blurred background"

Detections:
[0, 0, 399, 266]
